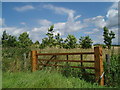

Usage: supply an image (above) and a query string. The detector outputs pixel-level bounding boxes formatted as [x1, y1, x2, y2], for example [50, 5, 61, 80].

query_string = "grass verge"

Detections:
[2, 70, 105, 88]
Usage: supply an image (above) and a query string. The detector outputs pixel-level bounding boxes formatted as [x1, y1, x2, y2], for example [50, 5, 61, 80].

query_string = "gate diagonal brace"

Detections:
[43, 55, 56, 67]
[53, 55, 58, 68]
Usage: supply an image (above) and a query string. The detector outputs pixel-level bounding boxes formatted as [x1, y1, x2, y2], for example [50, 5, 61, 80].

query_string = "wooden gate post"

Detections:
[31, 51, 38, 72]
[94, 46, 104, 86]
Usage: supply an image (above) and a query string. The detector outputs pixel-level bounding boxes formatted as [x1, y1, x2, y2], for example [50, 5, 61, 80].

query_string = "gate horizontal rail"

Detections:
[39, 63, 95, 69]
[37, 52, 94, 55]
[38, 59, 95, 63]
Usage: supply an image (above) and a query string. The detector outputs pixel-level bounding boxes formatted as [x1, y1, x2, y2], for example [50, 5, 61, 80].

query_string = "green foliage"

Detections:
[60, 64, 95, 84]
[2, 31, 33, 48]
[40, 38, 49, 49]
[64, 34, 77, 49]
[40, 25, 64, 48]
[46, 25, 55, 47]
[55, 33, 63, 48]
[33, 41, 40, 48]
[3, 71, 104, 88]
[40, 25, 95, 49]
[79, 36, 93, 49]
[94, 44, 106, 49]
[103, 27, 115, 49]
[7, 35, 17, 47]
[40, 25, 56, 48]
[104, 54, 120, 87]
[34, 40, 40, 44]
[2, 31, 17, 47]
[18, 32, 33, 48]
[2, 31, 8, 41]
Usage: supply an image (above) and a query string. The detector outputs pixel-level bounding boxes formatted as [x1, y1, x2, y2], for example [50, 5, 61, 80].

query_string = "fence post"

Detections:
[106, 54, 110, 73]
[31, 51, 38, 72]
[66, 55, 68, 64]
[94, 46, 104, 86]
[80, 54, 83, 66]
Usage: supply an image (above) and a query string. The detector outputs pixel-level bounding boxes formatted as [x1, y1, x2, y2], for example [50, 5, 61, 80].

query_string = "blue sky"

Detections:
[1, 2, 119, 44]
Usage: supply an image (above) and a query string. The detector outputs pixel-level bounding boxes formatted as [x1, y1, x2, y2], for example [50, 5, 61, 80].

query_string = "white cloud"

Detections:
[43, 4, 75, 16]
[20, 22, 26, 25]
[3, 27, 27, 36]
[43, 4, 86, 34]
[53, 19, 86, 35]
[84, 31, 94, 34]
[106, 2, 118, 28]
[38, 19, 52, 26]
[54, 22, 66, 29]
[14, 5, 35, 12]
[54, 22, 65, 35]
[53, 31, 62, 36]
[93, 28, 99, 32]
[84, 28, 99, 35]
[84, 16, 106, 29]
[82, 2, 119, 40]
[32, 26, 48, 33]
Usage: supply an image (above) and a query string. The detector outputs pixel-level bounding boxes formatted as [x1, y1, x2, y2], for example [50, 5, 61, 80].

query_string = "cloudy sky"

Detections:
[1, 2, 119, 44]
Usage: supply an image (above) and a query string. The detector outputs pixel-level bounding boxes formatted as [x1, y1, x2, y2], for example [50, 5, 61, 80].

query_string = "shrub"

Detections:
[104, 54, 120, 87]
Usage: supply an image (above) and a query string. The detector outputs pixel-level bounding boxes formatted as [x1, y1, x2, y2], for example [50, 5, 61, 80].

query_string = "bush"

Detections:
[104, 54, 120, 87]
[61, 64, 95, 83]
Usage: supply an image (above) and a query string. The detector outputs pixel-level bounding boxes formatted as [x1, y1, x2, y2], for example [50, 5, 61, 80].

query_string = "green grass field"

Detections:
[3, 70, 105, 88]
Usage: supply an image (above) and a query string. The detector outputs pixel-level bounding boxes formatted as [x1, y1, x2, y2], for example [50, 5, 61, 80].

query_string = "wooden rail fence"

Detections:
[31, 46, 104, 86]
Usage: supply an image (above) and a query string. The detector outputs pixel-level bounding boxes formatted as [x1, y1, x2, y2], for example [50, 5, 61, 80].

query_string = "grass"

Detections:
[3, 70, 105, 88]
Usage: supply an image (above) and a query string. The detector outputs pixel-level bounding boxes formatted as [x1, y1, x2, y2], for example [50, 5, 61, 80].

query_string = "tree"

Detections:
[40, 37, 49, 48]
[2, 31, 8, 41]
[55, 33, 63, 48]
[45, 25, 56, 47]
[2, 30, 9, 47]
[34, 41, 40, 44]
[64, 34, 77, 49]
[103, 26, 115, 49]
[7, 35, 17, 47]
[18, 32, 33, 48]
[79, 36, 93, 49]
[2, 30, 17, 47]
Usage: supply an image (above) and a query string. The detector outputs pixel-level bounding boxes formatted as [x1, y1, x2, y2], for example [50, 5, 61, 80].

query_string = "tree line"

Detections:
[1, 25, 115, 49]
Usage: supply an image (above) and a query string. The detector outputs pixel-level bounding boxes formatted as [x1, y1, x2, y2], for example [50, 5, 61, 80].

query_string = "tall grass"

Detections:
[3, 70, 104, 88]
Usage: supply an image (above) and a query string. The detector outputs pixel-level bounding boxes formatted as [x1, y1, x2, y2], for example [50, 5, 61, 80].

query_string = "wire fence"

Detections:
[2, 47, 31, 72]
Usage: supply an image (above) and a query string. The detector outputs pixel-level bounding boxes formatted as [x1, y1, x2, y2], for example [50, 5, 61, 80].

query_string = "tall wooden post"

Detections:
[94, 46, 104, 86]
[31, 51, 38, 72]
[66, 55, 68, 64]
[80, 54, 83, 66]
